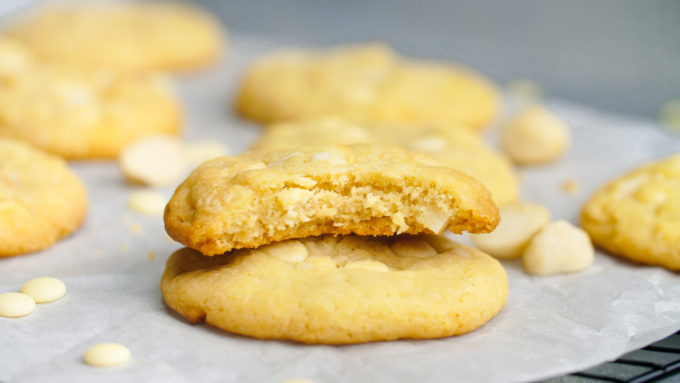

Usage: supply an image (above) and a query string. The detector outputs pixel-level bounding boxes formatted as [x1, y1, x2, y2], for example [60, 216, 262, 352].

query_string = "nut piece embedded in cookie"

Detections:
[471, 202, 550, 259]
[523, 220, 594, 276]
[164, 143, 500, 255]
[160, 234, 508, 344]
[501, 106, 570, 165]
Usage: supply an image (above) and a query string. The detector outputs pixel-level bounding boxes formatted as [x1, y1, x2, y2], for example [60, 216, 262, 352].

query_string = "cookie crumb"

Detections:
[562, 179, 581, 194]
[119, 244, 128, 253]
[147, 252, 157, 260]
[131, 224, 143, 235]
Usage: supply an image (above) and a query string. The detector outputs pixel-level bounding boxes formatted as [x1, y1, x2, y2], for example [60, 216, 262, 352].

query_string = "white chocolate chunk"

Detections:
[0, 292, 35, 318]
[312, 151, 347, 165]
[419, 205, 450, 233]
[119, 136, 188, 186]
[471, 202, 550, 259]
[128, 190, 168, 215]
[502, 107, 570, 165]
[523, 220, 594, 276]
[261, 240, 309, 262]
[20, 277, 66, 303]
[186, 140, 230, 166]
[413, 137, 447, 152]
[276, 188, 312, 210]
[390, 237, 437, 258]
[343, 259, 389, 272]
[240, 161, 267, 172]
[83, 343, 131, 367]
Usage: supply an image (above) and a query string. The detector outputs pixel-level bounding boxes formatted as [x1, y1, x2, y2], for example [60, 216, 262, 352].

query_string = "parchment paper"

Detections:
[1, 35, 679, 383]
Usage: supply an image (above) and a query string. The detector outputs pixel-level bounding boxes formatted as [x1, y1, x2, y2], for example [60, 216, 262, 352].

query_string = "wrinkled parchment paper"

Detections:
[1, 35, 679, 383]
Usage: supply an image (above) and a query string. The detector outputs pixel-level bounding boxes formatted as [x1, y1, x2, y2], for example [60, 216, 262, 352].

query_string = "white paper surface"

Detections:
[1, 35, 680, 383]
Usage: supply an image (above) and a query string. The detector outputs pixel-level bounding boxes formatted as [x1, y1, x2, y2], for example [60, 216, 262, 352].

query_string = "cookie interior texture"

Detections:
[235, 43, 498, 129]
[581, 154, 680, 270]
[161, 234, 509, 344]
[252, 117, 518, 205]
[0, 37, 181, 159]
[0, 138, 88, 256]
[5, 2, 223, 72]
[165, 143, 500, 255]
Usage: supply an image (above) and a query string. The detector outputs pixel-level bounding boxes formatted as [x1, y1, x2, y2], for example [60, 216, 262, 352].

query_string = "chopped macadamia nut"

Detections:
[471, 202, 550, 259]
[523, 220, 594, 276]
[502, 107, 570, 165]
[119, 135, 188, 186]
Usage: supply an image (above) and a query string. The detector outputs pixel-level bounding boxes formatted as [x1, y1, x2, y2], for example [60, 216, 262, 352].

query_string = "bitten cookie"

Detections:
[252, 117, 518, 205]
[581, 154, 680, 270]
[236, 43, 499, 129]
[165, 143, 499, 255]
[0, 138, 88, 257]
[161, 234, 508, 344]
[0, 38, 181, 159]
[5, 2, 223, 72]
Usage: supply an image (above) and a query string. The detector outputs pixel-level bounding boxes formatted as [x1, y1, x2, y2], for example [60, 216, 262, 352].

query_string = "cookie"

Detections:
[0, 38, 181, 159]
[236, 43, 499, 129]
[252, 117, 518, 205]
[0, 138, 88, 257]
[161, 234, 508, 344]
[581, 154, 680, 270]
[5, 2, 223, 72]
[165, 143, 499, 255]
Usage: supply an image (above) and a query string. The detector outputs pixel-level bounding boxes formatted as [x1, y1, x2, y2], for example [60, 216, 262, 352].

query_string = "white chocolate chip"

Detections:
[501, 107, 570, 165]
[276, 188, 312, 210]
[390, 237, 437, 258]
[312, 151, 348, 165]
[343, 259, 389, 272]
[240, 162, 267, 171]
[119, 136, 188, 186]
[523, 220, 594, 276]
[470, 202, 550, 259]
[128, 190, 168, 215]
[413, 137, 447, 152]
[0, 292, 35, 318]
[186, 140, 230, 166]
[83, 343, 131, 367]
[261, 240, 309, 262]
[20, 277, 66, 303]
[419, 205, 450, 234]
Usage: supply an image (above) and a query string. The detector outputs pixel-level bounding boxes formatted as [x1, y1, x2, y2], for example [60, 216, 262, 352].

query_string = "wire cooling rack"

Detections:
[546, 330, 680, 383]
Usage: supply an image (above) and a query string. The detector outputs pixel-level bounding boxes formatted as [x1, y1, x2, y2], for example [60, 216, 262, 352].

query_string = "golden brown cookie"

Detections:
[0, 38, 181, 159]
[236, 43, 499, 129]
[0, 138, 88, 257]
[165, 143, 499, 255]
[5, 2, 223, 72]
[161, 234, 508, 344]
[252, 117, 518, 205]
[581, 154, 680, 270]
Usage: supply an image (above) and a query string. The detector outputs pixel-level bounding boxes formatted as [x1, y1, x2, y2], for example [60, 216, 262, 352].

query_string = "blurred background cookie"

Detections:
[236, 43, 498, 129]
[5, 2, 224, 72]
[0, 138, 87, 257]
[0, 38, 181, 159]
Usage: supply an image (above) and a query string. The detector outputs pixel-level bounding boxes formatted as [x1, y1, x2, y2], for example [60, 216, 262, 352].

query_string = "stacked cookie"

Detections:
[162, 144, 509, 343]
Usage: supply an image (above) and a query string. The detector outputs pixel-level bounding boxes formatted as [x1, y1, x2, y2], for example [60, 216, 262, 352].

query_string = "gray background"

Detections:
[197, 0, 680, 119]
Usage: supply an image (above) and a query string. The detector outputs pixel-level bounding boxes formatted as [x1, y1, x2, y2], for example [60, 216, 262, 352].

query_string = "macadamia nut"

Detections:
[523, 220, 594, 275]
[502, 106, 570, 165]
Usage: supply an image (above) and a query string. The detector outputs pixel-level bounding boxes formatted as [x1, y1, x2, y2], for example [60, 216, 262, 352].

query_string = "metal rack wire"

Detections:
[547, 330, 680, 382]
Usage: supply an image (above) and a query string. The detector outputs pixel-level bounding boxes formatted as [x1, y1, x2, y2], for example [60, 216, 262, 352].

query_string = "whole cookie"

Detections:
[581, 154, 680, 270]
[0, 139, 88, 257]
[6, 2, 223, 72]
[165, 143, 499, 255]
[252, 117, 518, 205]
[0, 38, 181, 159]
[161, 234, 509, 344]
[236, 43, 499, 129]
